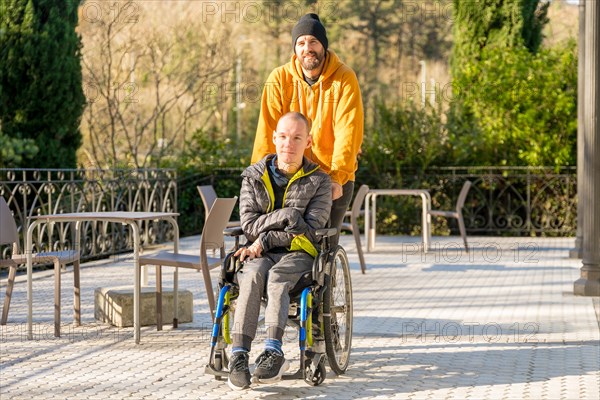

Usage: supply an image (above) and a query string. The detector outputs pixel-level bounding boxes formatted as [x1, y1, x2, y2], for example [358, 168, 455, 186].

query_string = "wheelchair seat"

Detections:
[205, 227, 353, 386]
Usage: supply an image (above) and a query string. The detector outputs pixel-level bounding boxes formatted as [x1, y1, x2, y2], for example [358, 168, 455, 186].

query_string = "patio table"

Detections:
[25, 211, 179, 344]
[364, 189, 432, 252]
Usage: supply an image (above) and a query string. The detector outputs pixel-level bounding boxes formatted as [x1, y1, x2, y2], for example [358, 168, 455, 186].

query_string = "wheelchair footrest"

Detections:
[204, 364, 228, 378]
[281, 368, 304, 380]
[281, 351, 325, 381]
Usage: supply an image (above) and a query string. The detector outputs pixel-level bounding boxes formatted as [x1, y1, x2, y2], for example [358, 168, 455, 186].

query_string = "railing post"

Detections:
[526, 168, 531, 233]
[574, 0, 600, 296]
[570, 0, 585, 259]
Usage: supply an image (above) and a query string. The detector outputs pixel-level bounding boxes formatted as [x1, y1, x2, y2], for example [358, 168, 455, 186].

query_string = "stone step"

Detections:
[94, 286, 193, 328]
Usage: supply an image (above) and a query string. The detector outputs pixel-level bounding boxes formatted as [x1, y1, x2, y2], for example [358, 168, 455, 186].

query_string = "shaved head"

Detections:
[277, 112, 310, 136]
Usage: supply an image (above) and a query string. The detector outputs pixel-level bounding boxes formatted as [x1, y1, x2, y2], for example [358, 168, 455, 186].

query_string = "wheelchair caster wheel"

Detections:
[213, 351, 226, 381]
[304, 359, 326, 386]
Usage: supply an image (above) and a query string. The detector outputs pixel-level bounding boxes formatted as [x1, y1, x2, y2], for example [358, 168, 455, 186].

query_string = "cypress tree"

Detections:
[0, 0, 85, 168]
[451, 0, 549, 77]
[448, 0, 552, 166]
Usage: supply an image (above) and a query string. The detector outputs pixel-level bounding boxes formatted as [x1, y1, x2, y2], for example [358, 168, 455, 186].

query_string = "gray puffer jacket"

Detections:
[239, 155, 332, 256]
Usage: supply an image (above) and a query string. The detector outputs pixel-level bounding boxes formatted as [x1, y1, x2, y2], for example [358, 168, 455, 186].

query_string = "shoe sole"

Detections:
[252, 359, 290, 384]
[227, 377, 250, 391]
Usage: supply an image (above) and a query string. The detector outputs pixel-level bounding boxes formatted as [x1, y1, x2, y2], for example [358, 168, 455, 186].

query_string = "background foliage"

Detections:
[0, 1, 578, 170]
[447, 0, 576, 167]
[0, 0, 85, 168]
[0, 0, 579, 236]
[448, 39, 577, 166]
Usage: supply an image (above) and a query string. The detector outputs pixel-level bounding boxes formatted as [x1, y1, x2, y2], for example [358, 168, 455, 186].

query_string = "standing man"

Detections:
[252, 13, 364, 243]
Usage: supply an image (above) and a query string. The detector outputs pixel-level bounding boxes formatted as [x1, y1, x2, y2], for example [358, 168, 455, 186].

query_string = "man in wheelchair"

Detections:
[227, 112, 332, 390]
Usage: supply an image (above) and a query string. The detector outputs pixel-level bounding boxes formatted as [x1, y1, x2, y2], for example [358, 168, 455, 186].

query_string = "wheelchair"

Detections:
[205, 226, 353, 386]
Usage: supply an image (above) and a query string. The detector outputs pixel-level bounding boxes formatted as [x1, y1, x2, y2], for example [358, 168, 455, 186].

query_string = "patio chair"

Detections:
[197, 185, 240, 228]
[139, 197, 237, 328]
[0, 197, 81, 336]
[427, 180, 472, 252]
[341, 184, 369, 274]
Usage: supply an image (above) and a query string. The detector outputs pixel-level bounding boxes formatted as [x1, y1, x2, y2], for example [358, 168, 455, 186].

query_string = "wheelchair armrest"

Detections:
[315, 227, 337, 238]
[223, 226, 244, 237]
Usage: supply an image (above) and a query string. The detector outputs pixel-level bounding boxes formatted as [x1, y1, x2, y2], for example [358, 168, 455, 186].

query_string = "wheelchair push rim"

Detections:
[323, 246, 353, 375]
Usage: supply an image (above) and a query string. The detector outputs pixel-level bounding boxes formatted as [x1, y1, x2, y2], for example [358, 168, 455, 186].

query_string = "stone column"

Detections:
[574, 0, 600, 296]
[570, 0, 585, 259]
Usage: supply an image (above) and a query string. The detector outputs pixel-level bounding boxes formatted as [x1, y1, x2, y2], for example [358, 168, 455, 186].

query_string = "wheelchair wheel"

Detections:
[323, 246, 353, 375]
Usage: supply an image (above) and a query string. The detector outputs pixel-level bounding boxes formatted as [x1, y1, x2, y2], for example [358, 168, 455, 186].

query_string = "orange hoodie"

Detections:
[252, 50, 364, 186]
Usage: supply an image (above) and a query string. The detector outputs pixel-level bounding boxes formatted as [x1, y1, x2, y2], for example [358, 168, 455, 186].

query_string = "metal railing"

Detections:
[433, 167, 576, 235]
[357, 166, 577, 236]
[1, 168, 177, 261]
[178, 165, 577, 236]
[1, 165, 576, 267]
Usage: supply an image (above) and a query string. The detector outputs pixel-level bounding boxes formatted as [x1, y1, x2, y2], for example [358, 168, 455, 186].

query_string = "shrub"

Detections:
[448, 39, 577, 167]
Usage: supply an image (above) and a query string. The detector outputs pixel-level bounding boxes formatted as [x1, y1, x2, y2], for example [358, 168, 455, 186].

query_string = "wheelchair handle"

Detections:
[223, 226, 244, 237]
[315, 228, 337, 238]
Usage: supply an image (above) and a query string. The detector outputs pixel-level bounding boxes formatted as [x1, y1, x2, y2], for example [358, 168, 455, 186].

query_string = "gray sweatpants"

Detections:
[232, 251, 314, 351]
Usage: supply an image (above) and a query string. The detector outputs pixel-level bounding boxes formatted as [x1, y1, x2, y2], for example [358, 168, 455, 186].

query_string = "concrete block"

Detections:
[94, 286, 193, 327]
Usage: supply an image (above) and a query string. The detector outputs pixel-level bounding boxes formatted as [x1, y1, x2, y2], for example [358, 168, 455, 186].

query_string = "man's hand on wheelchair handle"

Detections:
[234, 240, 263, 262]
[332, 182, 343, 200]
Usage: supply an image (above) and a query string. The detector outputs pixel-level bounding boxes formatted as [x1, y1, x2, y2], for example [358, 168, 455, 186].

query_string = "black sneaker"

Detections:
[252, 350, 290, 383]
[227, 351, 251, 390]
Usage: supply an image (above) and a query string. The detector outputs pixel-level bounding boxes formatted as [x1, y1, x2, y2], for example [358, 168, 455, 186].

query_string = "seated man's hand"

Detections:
[234, 240, 263, 262]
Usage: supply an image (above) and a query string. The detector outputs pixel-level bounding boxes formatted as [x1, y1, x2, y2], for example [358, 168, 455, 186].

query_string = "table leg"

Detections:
[366, 193, 377, 252]
[54, 259, 61, 337]
[130, 222, 141, 344]
[26, 220, 40, 340]
[426, 198, 431, 252]
[365, 193, 371, 253]
[423, 192, 432, 252]
[371, 195, 378, 251]
[73, 262, 80, 326]
[142, 265, 149, 287]
[173, 268, 179, 328]
[169, 217, 180, 328]
[74, 221, 81, 326]
[156, 265, 162, 331]
[420, 194, 429, 252]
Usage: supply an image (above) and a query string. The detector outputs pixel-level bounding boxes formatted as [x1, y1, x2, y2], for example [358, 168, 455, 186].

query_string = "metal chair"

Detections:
[139, 197, 237, 328]
[0, 196, 80, 336]
[427, 181, 472, 252]
[341, 184, 369, 274]
[197, 185, 240, 228]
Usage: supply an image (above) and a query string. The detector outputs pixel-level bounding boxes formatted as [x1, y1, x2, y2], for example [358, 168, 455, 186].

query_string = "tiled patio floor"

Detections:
[1, 235, 598, 399]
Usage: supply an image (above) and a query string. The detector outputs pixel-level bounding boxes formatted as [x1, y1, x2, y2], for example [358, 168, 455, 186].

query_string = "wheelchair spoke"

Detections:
[330, 305, 349, 313]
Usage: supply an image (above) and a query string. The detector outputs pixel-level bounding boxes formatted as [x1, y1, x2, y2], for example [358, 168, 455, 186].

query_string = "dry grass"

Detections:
[544, 0, 578, 46]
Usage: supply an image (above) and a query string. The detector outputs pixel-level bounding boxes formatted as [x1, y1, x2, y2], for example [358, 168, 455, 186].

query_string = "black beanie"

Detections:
[292, 13, 328, 52]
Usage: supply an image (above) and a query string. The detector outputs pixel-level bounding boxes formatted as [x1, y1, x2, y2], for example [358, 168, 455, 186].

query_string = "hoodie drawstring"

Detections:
[317, 81, 323, 132]
[297, 80, 324, 134]
[297, 81, 304, 115]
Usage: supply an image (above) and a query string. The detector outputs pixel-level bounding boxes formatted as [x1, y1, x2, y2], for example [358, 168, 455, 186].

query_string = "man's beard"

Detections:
[300, 50, 324, 71]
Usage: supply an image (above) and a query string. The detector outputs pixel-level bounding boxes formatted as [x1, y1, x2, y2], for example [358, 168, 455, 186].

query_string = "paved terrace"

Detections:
[1, 235, 599, 400]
